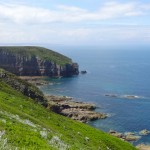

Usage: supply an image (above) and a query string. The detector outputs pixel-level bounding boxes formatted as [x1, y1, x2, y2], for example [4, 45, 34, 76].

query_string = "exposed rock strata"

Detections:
[0, 46, 79, 77]
[46, 95, 107, 123]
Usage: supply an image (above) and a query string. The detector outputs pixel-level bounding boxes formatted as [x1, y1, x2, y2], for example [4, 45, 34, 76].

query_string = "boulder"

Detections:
[81, 70, 87, 74]
[139, 129, 150, 136]
[124, 135, 141, 141]
[109, 130, 124, 138]
[136, 144, 150, 150]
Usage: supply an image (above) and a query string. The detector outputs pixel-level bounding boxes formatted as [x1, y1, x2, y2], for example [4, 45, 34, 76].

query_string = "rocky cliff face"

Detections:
[0, 47, 79, 77]
[0, 68, 47, 106]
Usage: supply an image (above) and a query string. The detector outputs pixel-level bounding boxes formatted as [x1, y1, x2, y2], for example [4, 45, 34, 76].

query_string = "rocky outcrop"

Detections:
[139, 129, 150, 136]
[46, 95, 107, 123]
[0, 46, 79, 77]
[109, 130, 141, 142]
[0, 68, 47, 106]
[136, 144, 150, 150]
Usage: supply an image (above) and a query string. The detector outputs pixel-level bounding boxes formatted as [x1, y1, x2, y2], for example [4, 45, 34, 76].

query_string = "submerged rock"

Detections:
[105, 93, 141, 99]
[105, 94, 118, 98]
[122, 95, 140, 99]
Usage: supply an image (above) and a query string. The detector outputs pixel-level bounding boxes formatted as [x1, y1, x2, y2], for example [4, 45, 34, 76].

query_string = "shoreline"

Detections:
[45, 95, 107, 123]
[19, 76, 150, 147]
[19, 76, 107, 123]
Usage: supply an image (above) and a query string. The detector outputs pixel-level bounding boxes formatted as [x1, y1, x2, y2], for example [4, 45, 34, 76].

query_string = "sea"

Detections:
[40, 45, 150, 146]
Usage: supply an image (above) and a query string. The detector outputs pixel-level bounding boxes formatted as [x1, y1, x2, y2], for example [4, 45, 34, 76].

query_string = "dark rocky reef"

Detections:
[81, 70, 87, 74]
[0, 46, 79, 77]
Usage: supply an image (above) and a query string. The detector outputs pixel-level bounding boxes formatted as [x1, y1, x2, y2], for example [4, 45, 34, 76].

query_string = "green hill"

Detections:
[0, 69, 136, 150]
[0, 46, 79, 77]
[0, 46, 72, 65]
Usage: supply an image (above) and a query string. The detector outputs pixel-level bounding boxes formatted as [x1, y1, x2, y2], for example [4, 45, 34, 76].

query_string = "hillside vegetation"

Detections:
[0, 46, 72, 65]
[0, 69, 137, 150]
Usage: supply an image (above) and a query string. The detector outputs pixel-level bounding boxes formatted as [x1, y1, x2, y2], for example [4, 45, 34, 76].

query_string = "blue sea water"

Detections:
[41, 46, 150, 145]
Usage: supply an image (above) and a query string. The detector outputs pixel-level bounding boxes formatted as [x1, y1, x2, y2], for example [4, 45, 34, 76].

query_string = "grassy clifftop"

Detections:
[0, 46, 72, 65]
[0, 69, 136, 150]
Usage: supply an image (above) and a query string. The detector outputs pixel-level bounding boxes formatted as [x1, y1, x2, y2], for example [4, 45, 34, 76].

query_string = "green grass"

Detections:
[0, 71, 137, 150]
[0, 46, 72, 65]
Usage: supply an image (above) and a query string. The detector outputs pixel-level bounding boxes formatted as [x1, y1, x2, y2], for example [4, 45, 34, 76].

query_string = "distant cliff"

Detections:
[0, 46, 79, 77]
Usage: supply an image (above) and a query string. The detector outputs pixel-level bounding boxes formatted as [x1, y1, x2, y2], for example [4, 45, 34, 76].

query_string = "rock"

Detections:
[124, 135, 141, 141]
[46, 95, 107, 123]
[124, 132, 135, 136]
[109, 130, 124, 138]
[109, 130, 141, 142]
[61, 108, 107, 123]
[122, 95, 140, 99]
[0, 69, 47, 107]
[109, 130, 117, 134]
[0, 46, 79, 77]
[19, 76, 48, 86]
[105, 94, 141, 99]
[46, 95, 73, 102]
[139, 129, 150, 135]
[105, 94, 118, 98]
[81, 70, 87, 74]
[136, 144, 150, 150]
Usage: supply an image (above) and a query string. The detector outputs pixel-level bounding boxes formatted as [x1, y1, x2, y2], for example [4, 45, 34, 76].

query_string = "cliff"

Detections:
[0, 68, 47, 106]
[0, 46, 79, 77]
[0, 68, 136, 150]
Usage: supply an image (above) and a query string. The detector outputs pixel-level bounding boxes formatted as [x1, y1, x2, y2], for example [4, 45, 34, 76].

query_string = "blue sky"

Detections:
[0, 0, 150, 46]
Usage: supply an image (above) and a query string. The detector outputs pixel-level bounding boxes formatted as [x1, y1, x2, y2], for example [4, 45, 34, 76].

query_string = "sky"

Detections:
[0, 0, 150, 46]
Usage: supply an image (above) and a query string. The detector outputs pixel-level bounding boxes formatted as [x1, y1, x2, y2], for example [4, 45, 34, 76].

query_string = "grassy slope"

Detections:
[0, 75, 137, 150]
[0, 46, 72, 65]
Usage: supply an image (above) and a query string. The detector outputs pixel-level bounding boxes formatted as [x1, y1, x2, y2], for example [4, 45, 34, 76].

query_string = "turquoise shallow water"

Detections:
[40, 46, 150, 145]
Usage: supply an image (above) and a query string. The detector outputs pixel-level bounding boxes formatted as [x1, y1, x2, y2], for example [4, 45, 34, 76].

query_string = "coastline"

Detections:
[19, 76, 150, 148]
[45, 95, 107, 123]
[20, 76, 107, 123]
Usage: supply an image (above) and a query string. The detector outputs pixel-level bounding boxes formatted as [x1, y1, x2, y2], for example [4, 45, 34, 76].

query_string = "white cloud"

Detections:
[0, 1, 150, 45]
[0, 24, 150, 45]
[0, 1, 149, 24]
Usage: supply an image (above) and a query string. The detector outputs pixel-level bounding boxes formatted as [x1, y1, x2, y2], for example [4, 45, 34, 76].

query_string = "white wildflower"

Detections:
[0, 131, 5, 140]
[40, 131, 48, 139]
[1, 119, 6, 124]
[3, 138, 7, 147]
[49, 136, 70, 150]
[85, 137, 90, 142]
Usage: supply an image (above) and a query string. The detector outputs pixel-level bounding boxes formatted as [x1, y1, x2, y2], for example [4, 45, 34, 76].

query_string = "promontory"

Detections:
[0, 46, 79, 77]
